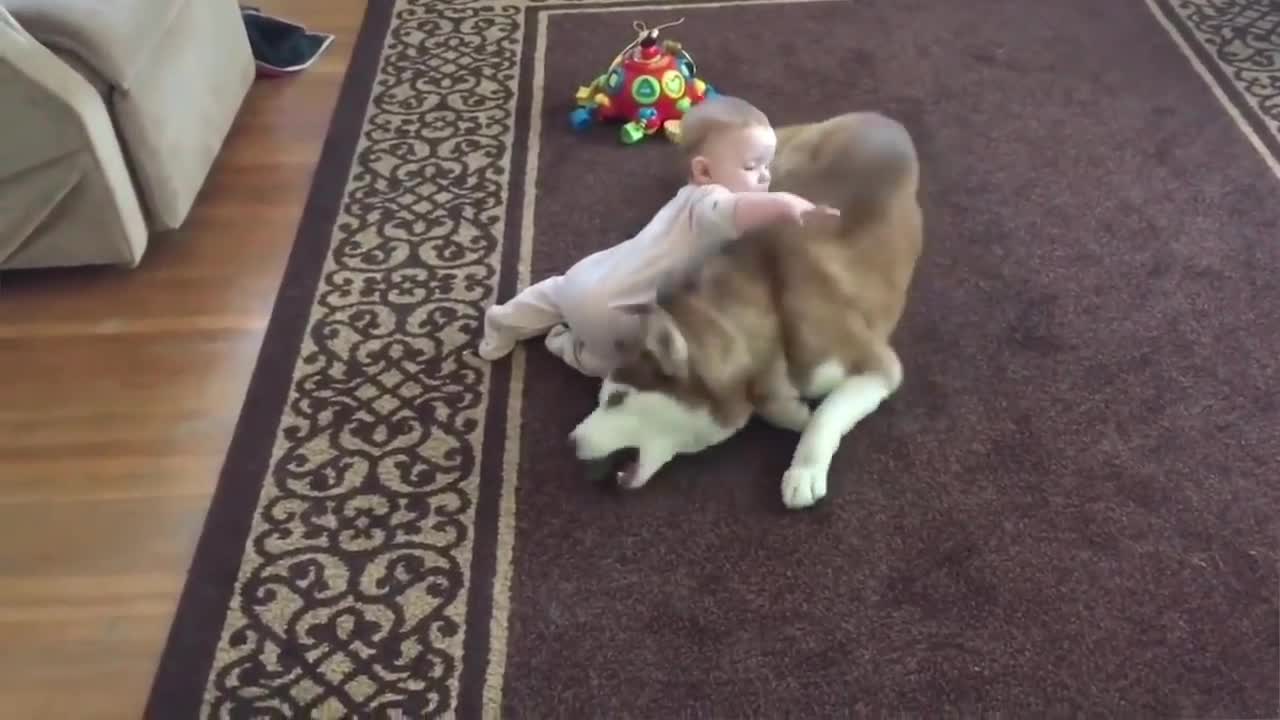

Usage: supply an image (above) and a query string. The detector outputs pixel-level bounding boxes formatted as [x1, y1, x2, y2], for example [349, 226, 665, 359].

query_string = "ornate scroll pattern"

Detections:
[201, 2, 522, 717]
[1168, 0, 1280, 142]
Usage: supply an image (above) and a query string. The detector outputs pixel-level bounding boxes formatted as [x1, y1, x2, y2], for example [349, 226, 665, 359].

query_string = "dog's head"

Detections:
[568, 304, 750, 490]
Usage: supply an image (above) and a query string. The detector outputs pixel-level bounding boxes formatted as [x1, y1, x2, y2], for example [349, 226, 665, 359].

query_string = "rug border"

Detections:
[142, 1, 397, 716]
[1148, 0, 1280, 170]
[454, 1, 535, 714]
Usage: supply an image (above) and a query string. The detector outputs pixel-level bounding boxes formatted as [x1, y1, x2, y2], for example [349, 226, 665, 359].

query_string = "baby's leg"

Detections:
[544, 324, 612, 378]
[479, 275, 566, 360]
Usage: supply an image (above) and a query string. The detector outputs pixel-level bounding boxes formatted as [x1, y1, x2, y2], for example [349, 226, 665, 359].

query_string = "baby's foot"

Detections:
[478, 333, 515, 360]
[478, 310, 517, 360]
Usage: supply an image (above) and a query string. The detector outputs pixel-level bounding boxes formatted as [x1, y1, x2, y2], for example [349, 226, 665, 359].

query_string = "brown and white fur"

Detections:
[568, 111, 923, 509]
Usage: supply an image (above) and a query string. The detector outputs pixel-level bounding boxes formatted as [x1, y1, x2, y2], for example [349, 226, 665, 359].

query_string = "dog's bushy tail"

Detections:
[837, 114, 919, 224]
[775, 112, 920, 230]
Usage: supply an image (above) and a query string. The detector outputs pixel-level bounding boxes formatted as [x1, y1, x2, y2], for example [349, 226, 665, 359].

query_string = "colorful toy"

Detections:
[569, 18, 719, 145]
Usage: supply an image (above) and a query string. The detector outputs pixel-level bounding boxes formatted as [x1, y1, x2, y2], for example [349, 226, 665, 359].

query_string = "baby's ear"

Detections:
[690, 155, 714, 184]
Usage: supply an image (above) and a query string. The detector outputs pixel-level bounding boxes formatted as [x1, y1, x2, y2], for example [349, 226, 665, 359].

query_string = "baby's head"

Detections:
[678, 95, 776, 193]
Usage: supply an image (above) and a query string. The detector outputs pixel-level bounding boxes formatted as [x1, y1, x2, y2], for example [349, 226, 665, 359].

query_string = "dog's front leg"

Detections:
[753, 359, 812, 432]
[758, 395, 812, 432]
[780, 373, 894, 509]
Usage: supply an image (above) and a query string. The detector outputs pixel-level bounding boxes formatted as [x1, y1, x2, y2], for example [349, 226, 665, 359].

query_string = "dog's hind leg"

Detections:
[780, 347, 902, 509]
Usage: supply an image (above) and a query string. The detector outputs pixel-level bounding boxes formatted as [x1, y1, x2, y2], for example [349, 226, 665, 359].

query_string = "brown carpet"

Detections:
[147, 0, 1280, 717]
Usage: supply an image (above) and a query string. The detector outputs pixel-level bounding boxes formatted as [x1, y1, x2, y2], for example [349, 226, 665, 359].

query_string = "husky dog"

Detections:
[569, 112, 923, 509]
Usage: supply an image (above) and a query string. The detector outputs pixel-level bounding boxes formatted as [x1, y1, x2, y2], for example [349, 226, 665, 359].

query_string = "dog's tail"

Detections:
[775, 112, 919, 230]
[840, 113, 918, 221]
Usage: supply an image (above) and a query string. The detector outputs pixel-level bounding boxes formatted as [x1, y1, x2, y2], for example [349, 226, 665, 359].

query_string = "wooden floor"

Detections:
[0, 1, 367, 716]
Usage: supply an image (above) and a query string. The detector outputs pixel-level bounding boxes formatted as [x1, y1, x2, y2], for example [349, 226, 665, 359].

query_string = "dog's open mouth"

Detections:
[582, 446, 641, 489]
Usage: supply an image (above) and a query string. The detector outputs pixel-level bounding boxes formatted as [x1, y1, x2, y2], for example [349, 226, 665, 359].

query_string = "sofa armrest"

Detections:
[0, 7, 148, 270]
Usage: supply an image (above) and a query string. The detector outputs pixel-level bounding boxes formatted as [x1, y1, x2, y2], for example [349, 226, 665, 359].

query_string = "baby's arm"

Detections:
[690, 186, 838, 246]
[732, 192, 839, 234]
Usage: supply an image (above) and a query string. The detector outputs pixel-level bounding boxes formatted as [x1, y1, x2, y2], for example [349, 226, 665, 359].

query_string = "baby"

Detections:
[477, 95, 836, 377]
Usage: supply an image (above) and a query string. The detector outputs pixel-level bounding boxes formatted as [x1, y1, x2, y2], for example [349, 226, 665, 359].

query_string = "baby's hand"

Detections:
[775, 192, 840, 225]
[801, 204, 841, 224]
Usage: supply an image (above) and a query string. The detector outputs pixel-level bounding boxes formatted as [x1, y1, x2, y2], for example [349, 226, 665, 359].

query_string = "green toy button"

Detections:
[631, 75, 661, 105]
[620, 122, 646, 144]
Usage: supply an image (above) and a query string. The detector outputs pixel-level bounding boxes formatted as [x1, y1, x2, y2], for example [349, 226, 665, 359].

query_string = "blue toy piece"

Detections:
[570, 106, 595, 133]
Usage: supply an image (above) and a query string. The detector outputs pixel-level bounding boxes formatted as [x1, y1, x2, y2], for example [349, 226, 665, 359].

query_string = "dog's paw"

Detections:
[781, 464, 828, 509]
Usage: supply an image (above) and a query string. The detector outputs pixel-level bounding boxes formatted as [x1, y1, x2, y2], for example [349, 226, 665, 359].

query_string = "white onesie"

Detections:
[478, 182, 740, 377]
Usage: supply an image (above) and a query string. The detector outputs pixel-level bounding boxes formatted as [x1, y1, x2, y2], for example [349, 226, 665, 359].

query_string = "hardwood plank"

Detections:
[0, 615, 175, 720]
[0, 331, 262, 414]
[0, 0, 368, 715]
[0, 457, 223, 502]
[0, 496, 212, 578]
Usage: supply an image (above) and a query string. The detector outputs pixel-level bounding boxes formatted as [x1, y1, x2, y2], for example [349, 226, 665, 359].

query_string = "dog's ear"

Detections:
[641, 308, 689, 380]
[612, 302, 688, 378]
[614, 302, 655, 317]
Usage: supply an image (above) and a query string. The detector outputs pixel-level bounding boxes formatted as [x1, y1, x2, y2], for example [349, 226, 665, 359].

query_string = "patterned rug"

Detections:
[147, 0, 1280, 716]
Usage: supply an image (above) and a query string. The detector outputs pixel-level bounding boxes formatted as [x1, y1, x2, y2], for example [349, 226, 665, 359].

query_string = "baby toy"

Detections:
[569, 18, 719, 145]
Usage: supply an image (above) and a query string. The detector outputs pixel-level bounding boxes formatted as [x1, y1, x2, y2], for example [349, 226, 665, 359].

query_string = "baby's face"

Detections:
[696, 124, 777, 193]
